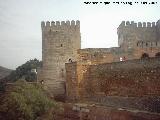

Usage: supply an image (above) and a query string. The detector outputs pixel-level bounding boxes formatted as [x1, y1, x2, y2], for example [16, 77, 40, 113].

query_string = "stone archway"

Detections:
[141, 53, 149, 59]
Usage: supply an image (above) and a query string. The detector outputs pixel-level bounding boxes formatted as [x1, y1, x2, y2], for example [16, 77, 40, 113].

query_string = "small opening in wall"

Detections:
[49, 29, 52, 34]
[141, 53, 149, 59]
[141, 42, 143, 48]
[146, 43, 148, 46]
[40, 80, 44, 84]
[69, 58, 72, 62]
[61, 44, 63, 47]
[156, 42, 158, 46]
[61, 69, 64, 77]
[137, 42, 139, 46]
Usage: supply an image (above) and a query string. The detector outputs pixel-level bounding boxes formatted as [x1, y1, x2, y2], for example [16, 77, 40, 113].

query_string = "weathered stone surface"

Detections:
[38, 19, 160, 99]
[66, 58, 160, 102]
[38, 21, 81, 97]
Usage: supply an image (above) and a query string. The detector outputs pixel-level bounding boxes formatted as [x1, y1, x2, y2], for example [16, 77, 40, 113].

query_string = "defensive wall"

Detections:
[77, 47, 160, 65]
[117, 20, 160, 49]
[66, 57, 160, 113]
[66, 58, 160, 100]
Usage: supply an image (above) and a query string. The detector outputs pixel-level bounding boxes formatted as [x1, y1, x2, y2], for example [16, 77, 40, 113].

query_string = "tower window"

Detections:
[61, 44, 63, 47]
[156, 42, 158, 46]
[49, 29, 52, 34]
[61, 69, 64, 77]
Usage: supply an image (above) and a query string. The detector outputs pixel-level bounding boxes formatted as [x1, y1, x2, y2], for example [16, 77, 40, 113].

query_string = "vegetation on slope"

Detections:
[4, 58, 42, 82]
[0, 80, 58, 120]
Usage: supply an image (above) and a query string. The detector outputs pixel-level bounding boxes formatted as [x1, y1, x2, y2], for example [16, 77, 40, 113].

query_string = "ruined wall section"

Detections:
[77, 48, 113, 65]
[40, 20, 81, 96]
[77, 47, 160, 65]
[66, 62, 89, 101]
[65, 62, 78, 101]
[117, 21, 158, 50]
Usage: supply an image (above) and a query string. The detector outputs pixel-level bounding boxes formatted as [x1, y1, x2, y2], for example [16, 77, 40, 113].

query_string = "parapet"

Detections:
[118, 21, 157, 28]
[41, 20, 80, 31]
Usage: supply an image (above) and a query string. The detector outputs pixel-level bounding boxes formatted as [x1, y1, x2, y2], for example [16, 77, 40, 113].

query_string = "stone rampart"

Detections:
[66, 58, 160, 100]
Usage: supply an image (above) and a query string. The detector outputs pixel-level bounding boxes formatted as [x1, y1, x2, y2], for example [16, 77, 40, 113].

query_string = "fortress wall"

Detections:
[77, 48, 123, 64]
[87, 58, 160, 97]
[65, 62, 78, 101]
[66, 58, 160, 101]
[66, 62, 90, 101]
[117, 21, 157, 47]
[77, 47, 160, 65]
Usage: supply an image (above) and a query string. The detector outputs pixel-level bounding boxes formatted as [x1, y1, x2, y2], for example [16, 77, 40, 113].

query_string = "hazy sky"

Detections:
[0, 0, 160, 69]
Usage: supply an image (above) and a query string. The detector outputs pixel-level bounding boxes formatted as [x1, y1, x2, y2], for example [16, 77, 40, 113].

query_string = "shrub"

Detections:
[0, 80, 56, 120]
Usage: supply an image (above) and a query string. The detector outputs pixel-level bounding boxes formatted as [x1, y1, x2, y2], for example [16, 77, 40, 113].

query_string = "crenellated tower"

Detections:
[117, 20, 160, 50]
[40, 20, 81, 97]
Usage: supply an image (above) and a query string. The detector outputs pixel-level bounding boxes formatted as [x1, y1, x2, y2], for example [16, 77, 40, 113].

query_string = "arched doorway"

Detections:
[141, 53, 149, 59]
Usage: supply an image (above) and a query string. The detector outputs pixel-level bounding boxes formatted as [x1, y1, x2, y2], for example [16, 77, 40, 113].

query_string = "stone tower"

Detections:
[40, 20, 81, 97]
[117, 20, 159, 50]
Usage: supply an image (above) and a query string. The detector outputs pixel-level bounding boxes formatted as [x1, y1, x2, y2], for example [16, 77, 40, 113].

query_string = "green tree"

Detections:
[0, 80, 57, 120]
[5, 58, 42, 82]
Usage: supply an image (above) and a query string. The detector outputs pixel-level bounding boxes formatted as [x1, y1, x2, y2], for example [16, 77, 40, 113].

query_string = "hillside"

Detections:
[0, 66, 12, 80]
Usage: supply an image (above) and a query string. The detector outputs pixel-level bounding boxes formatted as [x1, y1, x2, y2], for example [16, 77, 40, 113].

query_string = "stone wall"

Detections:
[86, 58, 160, 97]
[77, 47, 160, 65]
[66, 58, 160, 100]
[117, 20, 159, 49]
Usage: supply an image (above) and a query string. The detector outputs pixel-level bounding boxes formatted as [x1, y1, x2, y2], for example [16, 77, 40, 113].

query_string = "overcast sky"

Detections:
[0, 0, 160, 69]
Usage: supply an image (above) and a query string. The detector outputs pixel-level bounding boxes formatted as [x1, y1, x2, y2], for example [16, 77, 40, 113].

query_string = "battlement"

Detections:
[41, 20, 80, 31]
[137, 41, 160, 48]
[119, 21, 157, 28]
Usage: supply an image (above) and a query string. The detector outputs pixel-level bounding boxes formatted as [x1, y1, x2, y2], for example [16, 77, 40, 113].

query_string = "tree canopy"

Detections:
[4, 58, 42, 82]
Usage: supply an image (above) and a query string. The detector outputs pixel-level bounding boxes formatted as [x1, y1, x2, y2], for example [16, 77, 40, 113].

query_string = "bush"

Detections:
[0, 80, 56, 120]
